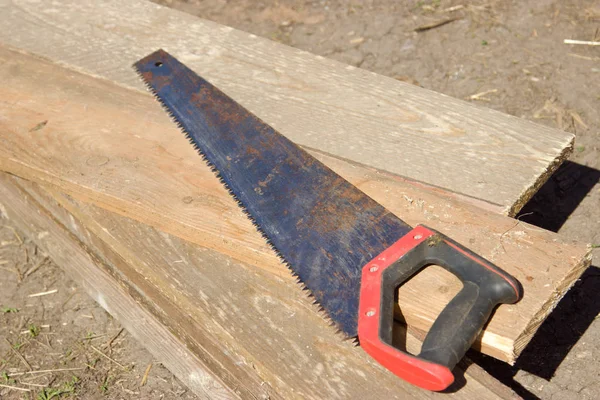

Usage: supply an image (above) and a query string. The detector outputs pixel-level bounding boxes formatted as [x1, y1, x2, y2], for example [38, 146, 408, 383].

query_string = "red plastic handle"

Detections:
[358, 224, 522, 391]
[357, 226, 454, 391]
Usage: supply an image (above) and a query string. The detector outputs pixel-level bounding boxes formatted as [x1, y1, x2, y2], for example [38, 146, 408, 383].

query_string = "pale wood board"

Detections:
[0, 47, 590, 363]
[0, 173, 518, 399]
[0, 0, 574, 213]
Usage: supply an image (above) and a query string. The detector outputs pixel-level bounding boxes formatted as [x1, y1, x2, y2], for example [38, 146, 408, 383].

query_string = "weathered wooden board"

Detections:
[0, 173, 519, 399]
[0, 0, 574, 213]
[0, 47, 590, 363]
[0, 176, 236, 399]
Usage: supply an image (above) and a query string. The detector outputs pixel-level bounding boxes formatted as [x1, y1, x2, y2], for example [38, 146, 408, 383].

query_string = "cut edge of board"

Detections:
[512, 248, 593, 360]
[504, 137, 575, 217]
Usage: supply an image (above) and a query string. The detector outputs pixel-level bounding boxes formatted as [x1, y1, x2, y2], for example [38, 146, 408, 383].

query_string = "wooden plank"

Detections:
[0, 0, 573, 213]
[0, 46, 591, 363]
[0, 173, 518, 399]
[0, 176, 236, 399]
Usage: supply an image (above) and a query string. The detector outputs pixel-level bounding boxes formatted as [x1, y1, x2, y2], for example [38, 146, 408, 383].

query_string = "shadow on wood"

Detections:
[517, 161, 600, 232]
[460, 352, 541, 400]
[469, 265, 600, 397]
[516, 265, 600, 379]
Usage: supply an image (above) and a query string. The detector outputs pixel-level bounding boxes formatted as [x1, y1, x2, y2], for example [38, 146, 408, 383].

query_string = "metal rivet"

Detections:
[366, 310, 376, 317]
[369, 265, 378, 272]
[413, 234, 423, 240]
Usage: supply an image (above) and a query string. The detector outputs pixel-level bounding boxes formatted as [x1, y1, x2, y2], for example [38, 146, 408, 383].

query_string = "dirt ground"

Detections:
[0, 227, 198, 399]
[1, 0, 599, 399]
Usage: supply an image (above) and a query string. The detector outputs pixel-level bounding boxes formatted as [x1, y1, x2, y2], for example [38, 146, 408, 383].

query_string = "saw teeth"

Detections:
[133, 63, 353, 340]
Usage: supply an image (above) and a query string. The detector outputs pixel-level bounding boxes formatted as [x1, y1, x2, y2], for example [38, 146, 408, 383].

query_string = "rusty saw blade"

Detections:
[134, 49, 522, 391]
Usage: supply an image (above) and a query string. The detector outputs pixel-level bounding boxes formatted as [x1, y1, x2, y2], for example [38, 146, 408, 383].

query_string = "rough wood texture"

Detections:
[0, 175, 236, 400]
[0, 0, 573, 213]
[0, 173, 519, 399]
[0, 47, 590, 363]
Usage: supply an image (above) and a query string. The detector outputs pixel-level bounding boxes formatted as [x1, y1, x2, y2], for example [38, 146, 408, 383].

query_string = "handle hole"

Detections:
[393, 265, 463, 354]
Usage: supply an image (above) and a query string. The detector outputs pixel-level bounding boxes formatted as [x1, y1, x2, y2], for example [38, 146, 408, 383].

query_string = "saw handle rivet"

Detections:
[413, 234, 423, 240]
[366, 310, 376, 317]
[369, 265, 379, 273]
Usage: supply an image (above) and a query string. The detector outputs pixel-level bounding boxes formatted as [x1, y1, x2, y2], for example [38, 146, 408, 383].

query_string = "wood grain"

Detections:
[0, 47, 590, 363]
[0, 173, 518, 399]
[0, 0, 573, 212]
[0, 175, 236, 400]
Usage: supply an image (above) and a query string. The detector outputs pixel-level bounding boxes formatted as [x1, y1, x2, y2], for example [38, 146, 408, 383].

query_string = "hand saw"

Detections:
[134, 49, 523, 391]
